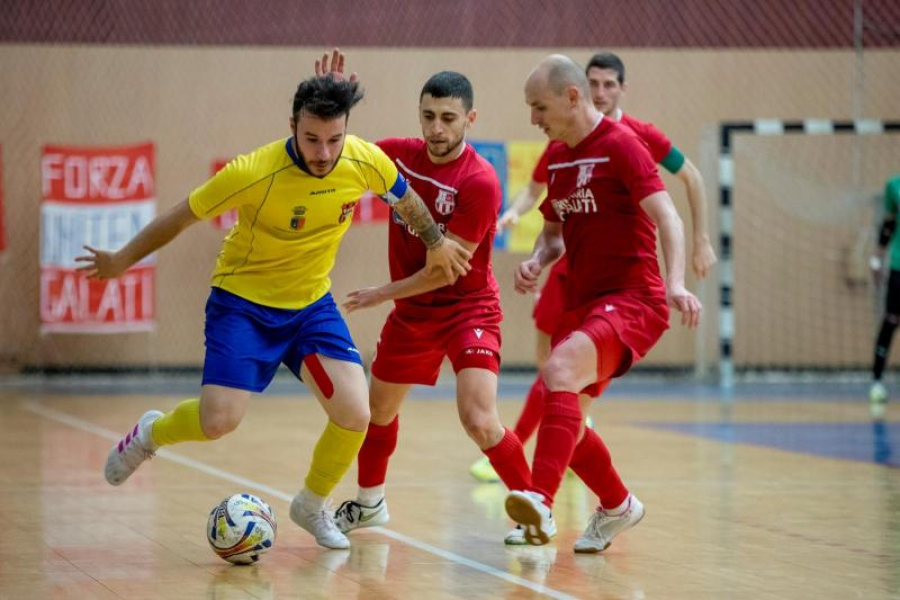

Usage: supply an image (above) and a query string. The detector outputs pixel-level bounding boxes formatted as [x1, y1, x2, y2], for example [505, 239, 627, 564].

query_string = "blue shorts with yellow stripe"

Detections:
[202, 287, 361, 393]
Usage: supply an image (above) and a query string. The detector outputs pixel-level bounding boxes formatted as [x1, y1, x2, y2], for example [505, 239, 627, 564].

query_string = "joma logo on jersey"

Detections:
[290, 206, 307, 230]
[435, 189, 456, 215]
[339, 201, 357, 223]
[576, 163, 595, 187]
[551, 188, 597, 220]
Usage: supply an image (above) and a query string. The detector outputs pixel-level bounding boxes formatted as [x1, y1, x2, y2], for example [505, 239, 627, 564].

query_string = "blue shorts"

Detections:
[202, 288, 362, 393]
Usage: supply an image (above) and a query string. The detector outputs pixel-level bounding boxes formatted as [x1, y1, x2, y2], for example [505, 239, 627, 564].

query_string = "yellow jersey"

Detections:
[189, 136, 401, 309]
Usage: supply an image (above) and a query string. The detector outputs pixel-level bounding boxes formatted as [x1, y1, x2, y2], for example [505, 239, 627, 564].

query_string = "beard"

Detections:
[427, 136, 464, 158]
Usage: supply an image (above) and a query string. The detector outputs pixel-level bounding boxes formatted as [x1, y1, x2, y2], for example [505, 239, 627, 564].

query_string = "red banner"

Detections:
[210, 159, 239, 230]
[353, 190, 391, 223]
[40, 142, 156, 333]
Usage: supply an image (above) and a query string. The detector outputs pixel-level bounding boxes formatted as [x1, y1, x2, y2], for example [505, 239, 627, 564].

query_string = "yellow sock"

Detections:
[151, 398, 210, 447]
[304, 420, 366, 497]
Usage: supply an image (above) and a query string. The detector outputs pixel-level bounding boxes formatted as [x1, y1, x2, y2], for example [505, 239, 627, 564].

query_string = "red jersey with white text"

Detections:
[377, 138, 502, 320]
[539, 117, 667, 310]
[535, 112, 673, 281]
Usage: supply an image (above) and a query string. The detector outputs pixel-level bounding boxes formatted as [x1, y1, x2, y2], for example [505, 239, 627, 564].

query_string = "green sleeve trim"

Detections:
[660, 146, 685, 174]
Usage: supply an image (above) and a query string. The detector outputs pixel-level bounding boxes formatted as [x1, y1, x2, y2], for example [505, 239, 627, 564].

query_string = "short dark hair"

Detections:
[292, 75, 364, 120]
[419, 71, 474, 112]
[586, 53, 626, 84]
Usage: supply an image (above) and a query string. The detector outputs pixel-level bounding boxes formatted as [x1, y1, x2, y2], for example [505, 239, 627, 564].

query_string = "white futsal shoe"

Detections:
[104, 410, 163, 485]
[505, 490, 554, 545]
[290, 490, 350, 550]
[870, 381, 888, 419]
[504, 516, 558, 545]
[333, 498, 390, 533]
[573, 494, 645, 554]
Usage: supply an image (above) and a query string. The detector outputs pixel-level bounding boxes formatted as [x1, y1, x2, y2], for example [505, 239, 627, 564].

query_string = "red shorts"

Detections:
[552, 293, 669, 396]
[371, 309, 502, 386]
[533, 267, 566, 335]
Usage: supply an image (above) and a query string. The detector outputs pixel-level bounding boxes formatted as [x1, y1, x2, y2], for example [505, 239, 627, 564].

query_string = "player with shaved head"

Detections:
[503, 54, 701, 552]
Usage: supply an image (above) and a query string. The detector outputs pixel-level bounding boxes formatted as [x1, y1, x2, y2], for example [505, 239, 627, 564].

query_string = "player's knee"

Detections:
[540, 357, 579, 392]
[201, 408, 242, 440]
[460, 413, 500, 448]
[331, 400, 370, 431]
[887, 313, 900, 326]
[349, 405, 371, 431]
[369, 403, 398, 427]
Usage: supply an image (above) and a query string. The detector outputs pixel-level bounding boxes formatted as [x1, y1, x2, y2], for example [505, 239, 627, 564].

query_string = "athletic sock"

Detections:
[357, 485, 385, 506]
[304, 420, 366, 498]
[299, 487, 327, 511]
[531, 390, 582, 506]
[483, 427, 532, 491]
[874, 316, 898, 380]
[357, 416, 399, 488]
[569, 428, 629, 509]
[513, 378, 547, 444]
[150, 398, 209, 447]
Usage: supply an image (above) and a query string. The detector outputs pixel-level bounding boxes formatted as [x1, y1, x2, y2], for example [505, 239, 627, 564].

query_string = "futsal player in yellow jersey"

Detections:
[76, 54, 472, 550]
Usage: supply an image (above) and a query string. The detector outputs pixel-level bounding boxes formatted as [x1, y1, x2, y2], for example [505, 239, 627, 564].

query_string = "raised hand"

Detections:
[314, 47, 358, 83]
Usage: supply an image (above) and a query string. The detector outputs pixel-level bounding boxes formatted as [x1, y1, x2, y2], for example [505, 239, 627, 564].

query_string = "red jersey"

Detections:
[535, 112, 673, 280]
[532, 144, 553, 184]
[618, 112, 672, 163]
[531, 113, 671, 185]
[539, 116, 667, 310]
[377, 138, 502, 319]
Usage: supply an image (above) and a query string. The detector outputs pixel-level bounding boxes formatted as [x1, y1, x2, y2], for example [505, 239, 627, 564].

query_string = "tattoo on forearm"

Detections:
[397, 192, 443, 249]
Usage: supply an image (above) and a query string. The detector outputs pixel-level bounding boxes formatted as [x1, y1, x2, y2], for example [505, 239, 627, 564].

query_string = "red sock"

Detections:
[483, 428, 531, 491]
[357, 416, 399, 488]
[570, 428, 628, 508]
[531, 391, 582, 506]
[513, 378, 547, 444]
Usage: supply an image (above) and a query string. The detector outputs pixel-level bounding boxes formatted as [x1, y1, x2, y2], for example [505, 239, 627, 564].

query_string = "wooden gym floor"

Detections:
[1, 376, 898, 599]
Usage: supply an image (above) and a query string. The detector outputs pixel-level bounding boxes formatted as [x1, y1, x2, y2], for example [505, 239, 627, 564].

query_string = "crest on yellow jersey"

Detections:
[290, 206, 307, 230]
[339, 201, 357, 223]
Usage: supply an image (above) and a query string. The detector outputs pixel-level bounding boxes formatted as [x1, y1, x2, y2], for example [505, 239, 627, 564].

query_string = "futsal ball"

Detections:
[207, 493, 277, 564]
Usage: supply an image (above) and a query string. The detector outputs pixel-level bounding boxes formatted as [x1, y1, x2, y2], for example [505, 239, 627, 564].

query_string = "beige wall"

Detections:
[1, 45, 898, 371]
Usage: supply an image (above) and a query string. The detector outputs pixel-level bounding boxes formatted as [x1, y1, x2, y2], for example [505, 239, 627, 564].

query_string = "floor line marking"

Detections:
[22, 401, 579, 600]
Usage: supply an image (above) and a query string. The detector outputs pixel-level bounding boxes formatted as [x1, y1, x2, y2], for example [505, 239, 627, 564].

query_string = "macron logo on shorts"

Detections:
[474, 328, 483, 339]
[605, 304, 615, 312]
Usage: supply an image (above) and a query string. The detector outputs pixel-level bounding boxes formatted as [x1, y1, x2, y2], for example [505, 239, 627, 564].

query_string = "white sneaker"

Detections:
[333, 498, 389, 533]
[290, 492, 350, 549]
[104, 410, 163, 486]
[870, 382, 888, 419]
[505, 490, 554, 546]
[504, 517, 558, 545]
[573, 495, 645, 554]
